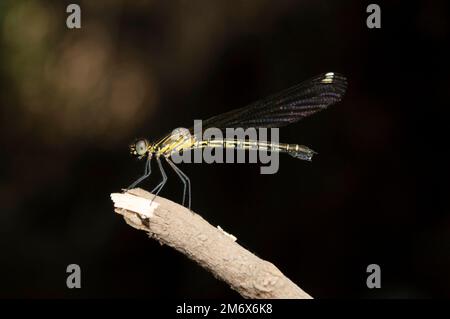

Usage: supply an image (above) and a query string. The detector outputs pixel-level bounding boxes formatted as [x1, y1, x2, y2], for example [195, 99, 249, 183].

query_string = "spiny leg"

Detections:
[166, 157, 191, 210]
[127, 155, 152, 190]
[151, 156, 168, 200]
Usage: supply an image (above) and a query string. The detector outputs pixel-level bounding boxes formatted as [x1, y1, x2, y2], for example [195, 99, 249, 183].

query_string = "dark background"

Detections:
[0, 0, 449, 298]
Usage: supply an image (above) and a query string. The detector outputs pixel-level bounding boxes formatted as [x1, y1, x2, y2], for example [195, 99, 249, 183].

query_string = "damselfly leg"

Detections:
[127, 155, 152, 189]
[166, 157, 191, 210]
[151, 156, 168, 202]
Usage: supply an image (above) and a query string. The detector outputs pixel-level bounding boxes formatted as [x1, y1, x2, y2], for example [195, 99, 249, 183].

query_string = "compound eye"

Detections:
[135, 140, 148, 156]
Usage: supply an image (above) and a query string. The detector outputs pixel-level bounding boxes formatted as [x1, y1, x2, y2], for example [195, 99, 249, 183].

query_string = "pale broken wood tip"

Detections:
[110, 192, 159, 218]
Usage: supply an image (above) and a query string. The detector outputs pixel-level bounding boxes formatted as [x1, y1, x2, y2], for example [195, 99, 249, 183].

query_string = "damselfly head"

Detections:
[130, 138, 150, 158]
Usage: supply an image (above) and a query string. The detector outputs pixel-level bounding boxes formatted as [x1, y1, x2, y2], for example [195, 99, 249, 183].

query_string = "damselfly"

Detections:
[128, 72, 347, 209]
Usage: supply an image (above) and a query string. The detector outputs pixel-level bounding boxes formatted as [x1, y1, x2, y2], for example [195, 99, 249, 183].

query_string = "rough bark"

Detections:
[111, 188, 312, 299]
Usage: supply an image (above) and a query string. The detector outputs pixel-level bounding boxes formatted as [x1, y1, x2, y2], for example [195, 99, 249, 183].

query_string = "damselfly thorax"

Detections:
[127, 72, 348, 209]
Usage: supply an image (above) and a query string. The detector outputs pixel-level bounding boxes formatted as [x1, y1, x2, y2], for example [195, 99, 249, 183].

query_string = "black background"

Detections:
[0, 0, 449, 298]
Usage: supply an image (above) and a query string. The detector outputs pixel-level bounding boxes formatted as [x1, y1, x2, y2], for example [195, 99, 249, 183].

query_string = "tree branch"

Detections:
[110, 188, 312, 299]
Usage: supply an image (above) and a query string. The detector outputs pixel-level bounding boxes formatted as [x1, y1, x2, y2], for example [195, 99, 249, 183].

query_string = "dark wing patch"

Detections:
[193, 72, 347, 130]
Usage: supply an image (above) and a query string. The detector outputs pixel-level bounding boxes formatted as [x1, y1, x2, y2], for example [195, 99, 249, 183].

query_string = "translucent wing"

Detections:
[191, 72, 347, 130]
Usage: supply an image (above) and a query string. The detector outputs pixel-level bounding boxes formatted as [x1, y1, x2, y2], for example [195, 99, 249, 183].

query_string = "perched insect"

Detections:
[128, 72, 347, 209]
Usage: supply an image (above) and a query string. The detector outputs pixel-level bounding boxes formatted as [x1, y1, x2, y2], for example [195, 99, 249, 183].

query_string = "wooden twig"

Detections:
[110, 188, 312, 299]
